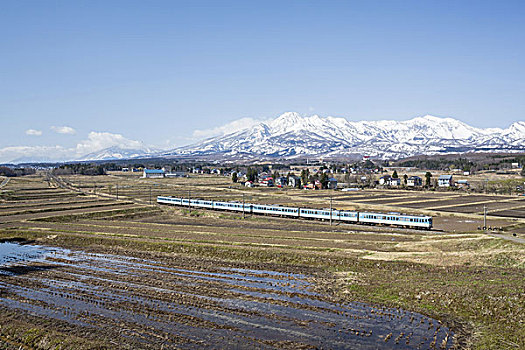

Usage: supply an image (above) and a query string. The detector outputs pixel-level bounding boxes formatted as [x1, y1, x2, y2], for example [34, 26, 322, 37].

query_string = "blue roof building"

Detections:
[143, 168, 165, 178]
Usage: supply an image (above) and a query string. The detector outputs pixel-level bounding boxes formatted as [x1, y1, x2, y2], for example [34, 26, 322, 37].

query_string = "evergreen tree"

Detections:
[425, 172, 432, 187]
[301, 169, 309, 186]
[392, 170, 398, 178]
[403, 174, 408, 185]
[246, 168, 258, 182]
[231, 172, 238, 183]
[320, 172, 329, 189]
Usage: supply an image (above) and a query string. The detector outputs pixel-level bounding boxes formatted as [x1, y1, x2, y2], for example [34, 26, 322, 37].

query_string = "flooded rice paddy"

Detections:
[0, 242, 454, 349]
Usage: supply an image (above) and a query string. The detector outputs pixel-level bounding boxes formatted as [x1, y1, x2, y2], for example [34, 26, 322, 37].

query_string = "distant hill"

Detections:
[79, 145, 156, 161]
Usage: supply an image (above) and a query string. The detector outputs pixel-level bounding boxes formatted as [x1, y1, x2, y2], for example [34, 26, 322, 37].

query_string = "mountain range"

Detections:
[156, 113, 525, 161]
[27, 113, 521, 163]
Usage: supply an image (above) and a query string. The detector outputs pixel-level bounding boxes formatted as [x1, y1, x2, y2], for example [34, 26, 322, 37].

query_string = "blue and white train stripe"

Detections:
[157, 196, 432, 230]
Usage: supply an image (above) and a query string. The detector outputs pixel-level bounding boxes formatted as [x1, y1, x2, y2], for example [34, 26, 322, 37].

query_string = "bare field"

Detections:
[0, 174, 524, 349]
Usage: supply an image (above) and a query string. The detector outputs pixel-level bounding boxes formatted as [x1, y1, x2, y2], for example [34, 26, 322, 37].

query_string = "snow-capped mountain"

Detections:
[163, 112, 525, 160]
[79, 145, 155, 161]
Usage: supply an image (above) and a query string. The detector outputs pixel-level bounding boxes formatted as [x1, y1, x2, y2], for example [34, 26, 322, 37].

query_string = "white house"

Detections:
[407, 176, 422, 187]
[389, 178, 401, 187]
[379, 175, 392, 185]
[288, 176, 301, 188]
[438, 175, 453, 187]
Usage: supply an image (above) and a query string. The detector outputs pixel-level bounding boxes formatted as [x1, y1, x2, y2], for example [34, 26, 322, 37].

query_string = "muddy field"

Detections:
[1, 174, 524, 349]
[0, 241, 454, 349]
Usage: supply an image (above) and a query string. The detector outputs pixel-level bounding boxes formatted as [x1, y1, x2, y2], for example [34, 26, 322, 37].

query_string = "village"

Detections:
[133, 159, 525, 195]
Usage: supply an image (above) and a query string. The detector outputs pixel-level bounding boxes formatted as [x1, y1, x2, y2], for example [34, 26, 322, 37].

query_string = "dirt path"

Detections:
[488, 233, 525, 244]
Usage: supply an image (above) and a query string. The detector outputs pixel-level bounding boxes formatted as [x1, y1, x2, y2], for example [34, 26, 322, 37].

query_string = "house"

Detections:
[275, 177, 288, 187]
[463, 171, 470, 176]
[143, 169, 165, 178]
[244, 181, 254, 187]
[438, 175, 453, 187]
[407, 176, 422, 187]
[259, 177, 274, 187]
[389, 178, 401, 187]
[456, 179, 469, 189]
[512, 162, 520, 169]
[379, 175, 392, 185]
[288, 176, 301, 188]
[327, 177, 338, 189]
[121, 167, 129, 172]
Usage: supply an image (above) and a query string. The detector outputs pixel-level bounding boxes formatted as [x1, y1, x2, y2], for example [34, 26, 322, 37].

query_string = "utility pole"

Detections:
[483, 205, 487, 231]
[330, 195, 333, 226]
[149, 186, 152, 205]
[242, 193, 245, 219]
[188, 189, 191, 210]
[93, 182, 96, 195]
[116, 184, 119, 200]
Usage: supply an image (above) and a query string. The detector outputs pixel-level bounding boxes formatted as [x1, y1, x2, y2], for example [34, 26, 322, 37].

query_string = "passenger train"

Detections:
[157, 196, 433, 230]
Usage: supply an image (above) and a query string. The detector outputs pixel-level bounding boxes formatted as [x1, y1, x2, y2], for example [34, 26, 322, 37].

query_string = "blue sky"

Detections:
[1, 1, 524, 162]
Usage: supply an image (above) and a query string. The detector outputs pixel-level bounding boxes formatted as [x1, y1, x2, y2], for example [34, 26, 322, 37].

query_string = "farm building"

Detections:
[438, 175, 453, 187]
[143, 169, 165, 178]
[288, 176, 301, 188]
[456, 179, 469, 189]
[407, 176, 422, 187]
[165, 172, 187, 178]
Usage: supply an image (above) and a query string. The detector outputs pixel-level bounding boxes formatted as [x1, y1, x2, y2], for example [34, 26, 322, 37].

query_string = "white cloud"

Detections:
[25, 129, 42, 136]
[75, 132, 145, 155]
[0, 145, 70, 163]
[51, 126, 76, 135]
[0, 131, 146, 163]
[192, 117, 264, 139]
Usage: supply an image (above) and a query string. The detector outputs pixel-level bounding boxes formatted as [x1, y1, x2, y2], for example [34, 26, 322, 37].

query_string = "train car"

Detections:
[299, 208, 334, 220]
[190, 199, 213, 209]
[252, 204, 299, 217]
[213, 201, 246, 212]
[338, 210, 359, 223]
[157, 196, 182, 206]
[359, 212, 432, 230]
